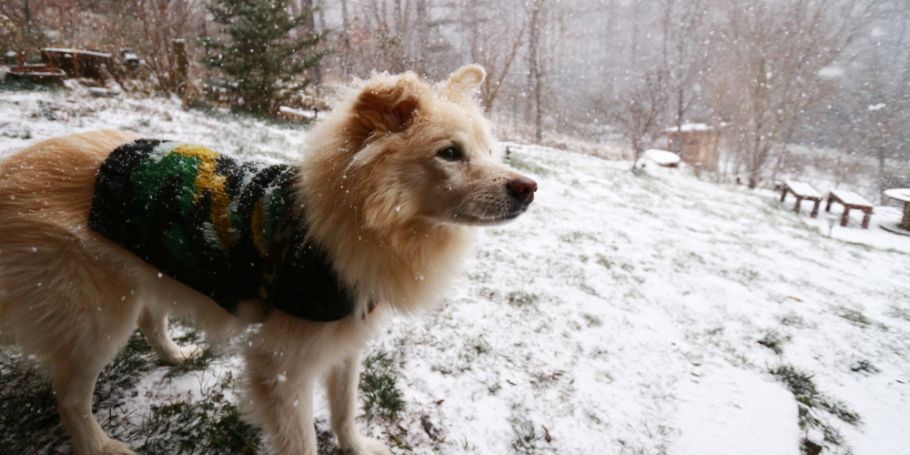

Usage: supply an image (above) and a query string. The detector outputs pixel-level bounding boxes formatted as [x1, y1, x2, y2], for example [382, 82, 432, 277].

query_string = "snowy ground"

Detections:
[2, 87, 910, 454]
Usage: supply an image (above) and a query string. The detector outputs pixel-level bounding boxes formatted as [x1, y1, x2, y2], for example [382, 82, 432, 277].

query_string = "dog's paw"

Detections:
[159, 344, 204, 365]
[361, 437, 391, 455]
[341, 437, 390, 455]
[99, 438, 137, 455]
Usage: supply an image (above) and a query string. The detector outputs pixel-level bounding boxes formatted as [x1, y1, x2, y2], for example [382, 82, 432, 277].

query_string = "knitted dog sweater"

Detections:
[89, 139, 354, 321]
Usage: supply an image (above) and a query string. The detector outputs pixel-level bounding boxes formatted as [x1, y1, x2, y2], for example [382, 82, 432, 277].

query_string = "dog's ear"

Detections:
[444, 64, 486, 100]
[354, 73, 422, 135]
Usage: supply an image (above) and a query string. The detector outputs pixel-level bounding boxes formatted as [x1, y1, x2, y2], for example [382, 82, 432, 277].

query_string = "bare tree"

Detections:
[127, 0, 202, 93]
[613, 69, 668, 172]
[711, 0, 879, 188]
[662, 0, 708, 151]
[526, 0, 545, 142]
[838, 0, 910, 200]
[462, 0, 526, 113]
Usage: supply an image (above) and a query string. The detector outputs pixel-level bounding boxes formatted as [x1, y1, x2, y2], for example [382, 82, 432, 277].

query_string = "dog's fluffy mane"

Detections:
[296, 67, 487, 316]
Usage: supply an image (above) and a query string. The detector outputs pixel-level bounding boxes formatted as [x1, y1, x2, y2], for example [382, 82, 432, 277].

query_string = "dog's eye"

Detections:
[436, 146, 464, 162]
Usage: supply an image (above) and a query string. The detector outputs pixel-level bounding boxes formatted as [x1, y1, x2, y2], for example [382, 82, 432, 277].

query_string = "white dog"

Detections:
[0, 65, 536, 454]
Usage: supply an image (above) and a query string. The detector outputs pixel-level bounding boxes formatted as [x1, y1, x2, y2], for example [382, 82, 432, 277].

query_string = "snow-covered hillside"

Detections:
[2, 88, 909, 455]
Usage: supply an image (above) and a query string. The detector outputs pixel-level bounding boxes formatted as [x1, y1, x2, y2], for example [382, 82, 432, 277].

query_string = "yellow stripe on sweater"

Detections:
[173, 144, 234, 249]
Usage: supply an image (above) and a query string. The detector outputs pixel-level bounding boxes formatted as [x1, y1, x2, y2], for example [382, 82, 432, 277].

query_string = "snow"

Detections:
[41, 47, 112, 58]
[672, 364, 799, 455]
[2, 90, 910, 454]
[830, 189, 873, 207]
[818, 66, 846, 79]
[642, 149, 681, 166]
[663, 123, 714, 133]
[784, 180, 822, 198]
[278, 105, 322, 119]
[884, 188, 910, 203]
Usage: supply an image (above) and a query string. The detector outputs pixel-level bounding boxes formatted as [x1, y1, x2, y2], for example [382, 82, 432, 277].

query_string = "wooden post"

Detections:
[840, 208, 849, 226]
[171, 39, 188, 96]
[811, 199, 820, 218]
[74, 54, 81, 78]
[780, 188, 787, 202]
[902, 203, 910, 231]
[825, 194, 833, 212]
[794, 196, 803, 213]
[861, 210, 871, 229]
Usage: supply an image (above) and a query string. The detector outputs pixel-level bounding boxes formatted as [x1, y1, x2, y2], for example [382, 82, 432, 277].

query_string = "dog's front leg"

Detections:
[326, 351, 390, 455]
[245, 349, 318, 454]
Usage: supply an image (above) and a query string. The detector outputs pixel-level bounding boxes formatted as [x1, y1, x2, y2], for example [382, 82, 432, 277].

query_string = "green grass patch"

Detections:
[779, 312, 808, 328]
[0, 331, 157, 454]
[361, 350, 405, 423]
[836, 307, 872, 327]
[886, 304, 910, 322]
[510, 408, 551, 454]
[849, 359, 880, 375]
[510, 416, 540, 454]
[757, 331, 789, 355]
[506, 290, 539, 307]
[770, 365, 861, 451]
[138, 373, 260, 454]
[0, 349, 66, 453]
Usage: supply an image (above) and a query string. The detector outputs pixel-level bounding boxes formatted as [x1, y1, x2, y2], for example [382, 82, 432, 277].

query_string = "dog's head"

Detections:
[340, 65, 537, 230]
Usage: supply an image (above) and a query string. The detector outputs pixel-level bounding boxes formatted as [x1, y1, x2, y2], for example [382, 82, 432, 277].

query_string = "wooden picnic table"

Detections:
[780, 181, 822, 218]
[884, 188, 910, 231]
[826, 189, 874, 229]
[41, 48, 111, 80]
[7, 64, 66, 84]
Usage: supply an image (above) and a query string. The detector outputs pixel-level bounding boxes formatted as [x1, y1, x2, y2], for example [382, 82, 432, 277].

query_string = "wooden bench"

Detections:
[7, 64, 66, 84]
[780, 181, 822, 217]
[826, 189, 874, 229]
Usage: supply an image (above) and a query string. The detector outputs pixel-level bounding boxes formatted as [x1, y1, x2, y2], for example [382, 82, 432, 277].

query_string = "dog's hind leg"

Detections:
[137, 307, 202, 365]
[326, 351, 390, 455]
[0, 230, 142, 454]
[39, 291, 140, 455]
[51, 355, 136, 455]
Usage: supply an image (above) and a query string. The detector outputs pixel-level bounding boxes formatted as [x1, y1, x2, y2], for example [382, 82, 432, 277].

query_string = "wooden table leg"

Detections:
[861, 209, 871, 229]
[811, 199, 820, 218]
[795, 196, 803, 213]
[825, 195, 833, 212]
[840, 207, 849, 226]
[780, 188, 787, 202]
[902, 203, 910, 231]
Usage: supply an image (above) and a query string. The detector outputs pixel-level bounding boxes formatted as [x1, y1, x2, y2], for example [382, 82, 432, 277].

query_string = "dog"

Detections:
[0, 64, 537, 455]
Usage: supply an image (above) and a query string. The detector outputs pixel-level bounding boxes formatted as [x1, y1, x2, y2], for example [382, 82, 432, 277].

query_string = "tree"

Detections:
[0, 0, 49, 61]
[613, 69, 668, 172]
[463, 0, 526, 113]
[839, 0, 910, 200]
[526, 0, 545, 142]
[711, 0, 878, 188]
[661, 0, 708, 152]
[102, 0, 201, 94]
[203, 0, 326, 114]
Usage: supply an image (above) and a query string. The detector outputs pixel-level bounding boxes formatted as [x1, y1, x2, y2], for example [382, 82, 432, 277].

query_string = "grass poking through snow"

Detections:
[361, 350, 405, 423]
[769, 365, 861, 451]
[137, 373, 260, 454]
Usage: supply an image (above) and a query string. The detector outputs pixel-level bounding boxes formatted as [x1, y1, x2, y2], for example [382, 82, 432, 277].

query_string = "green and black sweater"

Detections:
[89, 139, 354, 321]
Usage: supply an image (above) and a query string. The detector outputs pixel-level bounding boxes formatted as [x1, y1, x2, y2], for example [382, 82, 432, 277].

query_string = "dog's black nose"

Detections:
[507, 176, 537, 204]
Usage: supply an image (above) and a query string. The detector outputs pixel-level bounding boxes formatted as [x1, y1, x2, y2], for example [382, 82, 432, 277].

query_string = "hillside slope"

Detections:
[2, 89, 909, 454]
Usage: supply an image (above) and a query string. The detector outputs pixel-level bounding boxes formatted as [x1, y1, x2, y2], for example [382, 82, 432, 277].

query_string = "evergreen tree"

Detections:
[203, 0, 326, 114]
